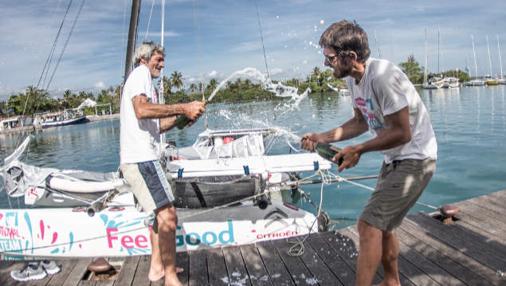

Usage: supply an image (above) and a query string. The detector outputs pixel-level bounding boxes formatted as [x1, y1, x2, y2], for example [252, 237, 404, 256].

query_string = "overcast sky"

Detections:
[1, 0, 505, 99]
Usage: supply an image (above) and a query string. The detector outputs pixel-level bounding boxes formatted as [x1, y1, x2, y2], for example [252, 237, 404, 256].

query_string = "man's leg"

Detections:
[156, 205, 182, 286]
[380, 231, 400, 286]
[356, 219, 383, 286]
[148, 227, 164, 281]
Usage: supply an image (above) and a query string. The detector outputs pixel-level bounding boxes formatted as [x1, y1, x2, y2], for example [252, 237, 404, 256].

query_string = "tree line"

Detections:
[0, 56, 465, 117]
[0, 68, 345, 117]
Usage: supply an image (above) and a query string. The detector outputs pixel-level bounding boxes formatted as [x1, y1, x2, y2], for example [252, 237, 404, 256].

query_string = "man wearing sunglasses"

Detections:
[301, 20, 437, 286]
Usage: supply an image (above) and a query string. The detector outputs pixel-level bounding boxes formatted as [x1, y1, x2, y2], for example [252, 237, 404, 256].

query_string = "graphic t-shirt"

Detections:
[346, 58, 437, 163]
[120, 65, 160, 164]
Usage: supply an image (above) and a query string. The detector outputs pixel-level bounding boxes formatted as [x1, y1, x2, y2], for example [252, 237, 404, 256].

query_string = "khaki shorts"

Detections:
[360, 158, 436, 231]
[120, 160, 175, 214]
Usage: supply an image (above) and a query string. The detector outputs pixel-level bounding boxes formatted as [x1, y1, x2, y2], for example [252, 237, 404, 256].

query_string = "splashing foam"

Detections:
[208, 67, 311, 113]
[207, 67, 311, 145]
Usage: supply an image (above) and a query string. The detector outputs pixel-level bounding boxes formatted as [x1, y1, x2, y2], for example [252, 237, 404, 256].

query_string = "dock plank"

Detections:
[402, 218, 504, 285]
[47, 259, 79, 286]
[1, 190, 506, 286]
[270, 239, 314, 285]
[397, 223, 488, 286]
[206, 248, 227, 286]
[256, 240, 294, 286]
[296, 235, 341, 286]
[240, 244, 271, 286]
[223, 246, 251, 286]
[454, 200, 506, 237]
[306, 232, 354, 285]
[188, 250, 208, 286]
[410, 213, 506, 271]
[113, 256, 139, 286]
[131, 255, 151, 286]
[63, 258, 92, 286]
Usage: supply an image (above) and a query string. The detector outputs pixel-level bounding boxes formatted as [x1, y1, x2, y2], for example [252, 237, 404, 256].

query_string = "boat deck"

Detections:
[1, 190, 505, 286]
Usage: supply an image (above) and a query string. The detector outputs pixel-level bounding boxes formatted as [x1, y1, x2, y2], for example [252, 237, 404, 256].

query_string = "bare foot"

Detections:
[164, 274, 183, 286]
[148, 269, 164, 282]
[375, 280, 400, 286]
[149, 268, 184, 282]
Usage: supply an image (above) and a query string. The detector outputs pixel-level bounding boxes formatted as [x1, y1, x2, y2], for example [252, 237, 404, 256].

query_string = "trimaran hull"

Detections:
[0, 203, 317, 259]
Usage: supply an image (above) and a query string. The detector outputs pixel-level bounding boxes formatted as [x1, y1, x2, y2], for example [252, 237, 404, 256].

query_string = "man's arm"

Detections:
[132, 95, 205, 122]
[352, 106, 411, 154]
[336, 106, 411, 171]
[159, 116, 178, 133]
[320, 108, 369, 142]
[132, 95, 185, 119]
[301, 108, 368, 151]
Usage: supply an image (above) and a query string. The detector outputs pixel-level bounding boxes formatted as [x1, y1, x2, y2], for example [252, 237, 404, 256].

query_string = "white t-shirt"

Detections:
[346, 58, 437, 163]
[120, 65, 160, 164]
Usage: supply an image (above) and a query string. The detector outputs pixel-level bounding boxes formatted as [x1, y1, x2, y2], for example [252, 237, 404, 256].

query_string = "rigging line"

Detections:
[36, 0, 75, 90]
[287, 169, 325, 257]
[191, 0, 208, 128]
[330, 172, 439, 211]
[40, 0, 66, 88]
[45, 0, 87, 91]
[253, 0, 270, 79]
[143, 0, 156, 42]
[17, 0, 74, 132]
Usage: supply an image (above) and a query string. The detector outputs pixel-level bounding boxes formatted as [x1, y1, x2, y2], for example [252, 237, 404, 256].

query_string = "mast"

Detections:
[486, 35, 493, 77]
[423, 28, 428, 84]
[437, 27, 440, 74]
[159, 0, 166, 149]
[471, 35, 479, 79]
[159, 0, 165, 105]
[497, 35, 504, 79]
[124, 0, 142, 83]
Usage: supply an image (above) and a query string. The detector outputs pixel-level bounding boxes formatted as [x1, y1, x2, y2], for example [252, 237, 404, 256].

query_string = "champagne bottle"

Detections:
[175, 96, 206, 130]
[315, 143, 343, 166]
[174, 115, 192, 129]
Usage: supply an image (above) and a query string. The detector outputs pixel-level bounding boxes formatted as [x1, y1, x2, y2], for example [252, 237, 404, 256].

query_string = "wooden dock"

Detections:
[1, 190, 505, 285]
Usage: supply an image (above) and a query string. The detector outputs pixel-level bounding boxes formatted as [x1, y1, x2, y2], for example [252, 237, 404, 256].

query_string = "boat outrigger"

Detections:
[0, 127, 341, 259]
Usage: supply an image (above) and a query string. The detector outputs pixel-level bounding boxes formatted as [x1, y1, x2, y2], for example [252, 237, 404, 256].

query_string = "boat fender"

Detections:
[243, 165, 250, 176]
[313, 161, 319, 171]
[177, 168, 184, 179]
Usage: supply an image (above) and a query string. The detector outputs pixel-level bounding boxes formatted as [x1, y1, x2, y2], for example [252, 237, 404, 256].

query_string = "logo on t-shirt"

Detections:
[355, 97, 383, 131]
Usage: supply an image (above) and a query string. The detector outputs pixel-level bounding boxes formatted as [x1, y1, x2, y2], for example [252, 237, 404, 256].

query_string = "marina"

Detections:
[0, 189, 504, 285]
[1, 0, 506, 285]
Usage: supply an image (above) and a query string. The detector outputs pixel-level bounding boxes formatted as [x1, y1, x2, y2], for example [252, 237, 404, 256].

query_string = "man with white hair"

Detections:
[120, 41, 205, 286]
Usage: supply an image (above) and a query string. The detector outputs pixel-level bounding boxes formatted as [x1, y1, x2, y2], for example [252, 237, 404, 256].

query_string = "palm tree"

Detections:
[170, 71, 184, 91]
[162, 76, 172, 96]
[189, 83, 198, 94]
[207, 78, 218, 94]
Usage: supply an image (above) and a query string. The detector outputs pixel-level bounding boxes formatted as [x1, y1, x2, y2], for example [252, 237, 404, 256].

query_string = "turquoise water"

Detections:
[1, 86, 505, 227]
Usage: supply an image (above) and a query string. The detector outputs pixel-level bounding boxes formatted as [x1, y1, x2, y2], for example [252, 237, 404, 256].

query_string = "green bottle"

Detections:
[175, 115, 192, 129]
[315, 143, 343, 166]
[175, 97, 206, 130]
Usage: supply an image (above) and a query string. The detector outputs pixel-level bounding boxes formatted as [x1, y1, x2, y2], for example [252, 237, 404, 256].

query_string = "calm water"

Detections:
[1, 86, 506, 227]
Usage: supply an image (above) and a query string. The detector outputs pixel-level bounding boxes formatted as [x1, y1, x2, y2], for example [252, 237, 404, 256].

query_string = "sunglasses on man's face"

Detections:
[324, 54, 338, 65]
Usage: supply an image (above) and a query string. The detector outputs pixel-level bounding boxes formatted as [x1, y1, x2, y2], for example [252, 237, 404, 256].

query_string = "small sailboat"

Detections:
[464, 35, 485, 87]
[485, 35, 498, 86]
[496, 35, 506, 85]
